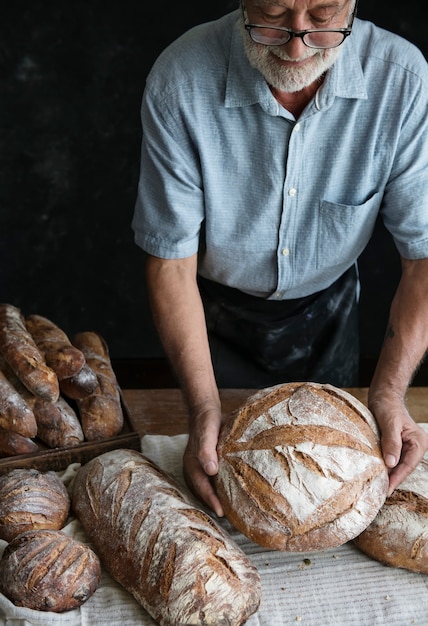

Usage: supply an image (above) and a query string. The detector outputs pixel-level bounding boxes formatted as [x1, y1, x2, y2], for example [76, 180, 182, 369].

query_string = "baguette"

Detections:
[25, 314, 86, 380]
[2, 356, 85, 448]
[0, 304, 59, 402]
[59, 363, 98, 400]
[0, 367, 38, 437]
[33, 396, 84, 448]
[0, 426, 39, 457]
[71, 331, 123, 440]
[0, 529, 101, 612]
[72, 449, 261, 626]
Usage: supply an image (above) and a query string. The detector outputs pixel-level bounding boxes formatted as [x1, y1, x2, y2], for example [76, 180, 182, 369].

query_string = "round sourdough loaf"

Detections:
[0, 529, 101, 612]
[353, 452, 428, 573]
[215, 382, 389, 551]
[0, 468, 70, 542]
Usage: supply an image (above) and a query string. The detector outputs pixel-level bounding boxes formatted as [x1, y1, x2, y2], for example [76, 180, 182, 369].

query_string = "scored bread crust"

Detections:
[0, 468, 70, 542]
[72, 449, 261, 626]
[215, 382, 389, 552]
[25, 314, 86, 380]
[0, 529, 101, 612]
[353, 457, 428, 573]
[0, 304, 59, 402]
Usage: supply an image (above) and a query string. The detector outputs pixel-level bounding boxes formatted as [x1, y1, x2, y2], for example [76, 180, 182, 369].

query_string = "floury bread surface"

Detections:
[353, 449, 428, 573]
[215, 382, 389, 552]
[72, 449, 261, 626]
[0, 468, 70, 542]
[0, 529, 101, 612]
[0, 304, 59, 402]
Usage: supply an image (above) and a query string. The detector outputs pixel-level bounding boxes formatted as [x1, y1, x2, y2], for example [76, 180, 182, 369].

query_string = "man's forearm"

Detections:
[144, 254, 220, 417]
[369, 257, 428, 404]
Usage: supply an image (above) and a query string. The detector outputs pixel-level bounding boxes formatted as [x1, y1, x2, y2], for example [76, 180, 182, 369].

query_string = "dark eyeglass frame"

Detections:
[241, 0, 359, 49]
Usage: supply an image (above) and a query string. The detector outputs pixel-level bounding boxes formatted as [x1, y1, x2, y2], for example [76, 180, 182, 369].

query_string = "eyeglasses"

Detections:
[242, 0, 358, 49]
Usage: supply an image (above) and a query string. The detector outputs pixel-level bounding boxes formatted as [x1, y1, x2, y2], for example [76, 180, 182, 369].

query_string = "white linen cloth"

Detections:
[0, 431, 427, 626]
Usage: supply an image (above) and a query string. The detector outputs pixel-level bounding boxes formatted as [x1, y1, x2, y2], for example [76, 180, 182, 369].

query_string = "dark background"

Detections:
[1, 0, 427, 387]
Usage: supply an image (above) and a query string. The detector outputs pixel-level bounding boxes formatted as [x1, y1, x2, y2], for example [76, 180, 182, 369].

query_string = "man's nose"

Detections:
[280, 34, 308, 59]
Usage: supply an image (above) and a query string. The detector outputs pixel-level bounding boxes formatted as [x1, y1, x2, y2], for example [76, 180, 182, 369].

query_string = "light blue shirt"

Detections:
[132, 10, 428, 299]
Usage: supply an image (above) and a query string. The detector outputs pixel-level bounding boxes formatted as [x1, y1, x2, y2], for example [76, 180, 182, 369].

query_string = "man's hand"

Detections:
[183, 407, 224, 517]
[368, 257, 428, 494]
[369, 396, 428, 495]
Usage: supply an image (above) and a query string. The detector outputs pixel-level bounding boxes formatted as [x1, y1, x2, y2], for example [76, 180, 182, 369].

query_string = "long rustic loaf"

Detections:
[0, 356, 83, 447]
[25, 314, 86, 380]
[70, 331, 123, 440]
[72, 449, 261, 626]
[33, 396, 84, 448]
[0, 367, 38, 437]
[0, 529, 101, 612]
[0, 304, 59, 402]
[59, 363, 98, 399]
[215, 382, 389, 552]
[0, 468, 70, 542]
[353, 446, 428, 573]
[0, 426, 39, 457]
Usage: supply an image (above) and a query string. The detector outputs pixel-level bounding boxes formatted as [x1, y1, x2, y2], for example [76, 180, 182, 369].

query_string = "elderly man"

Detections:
[132, 0, 428, 515]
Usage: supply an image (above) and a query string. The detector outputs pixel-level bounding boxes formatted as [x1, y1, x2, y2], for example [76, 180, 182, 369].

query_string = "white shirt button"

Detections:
[294, 123, 301, 131]
[282, 248, 290, 256]
[288, 187, 297, 196]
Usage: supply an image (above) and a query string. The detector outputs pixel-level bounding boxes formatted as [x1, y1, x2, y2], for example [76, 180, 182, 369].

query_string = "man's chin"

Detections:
[264, 68, 324, 93]
[244, 41, 340, 93]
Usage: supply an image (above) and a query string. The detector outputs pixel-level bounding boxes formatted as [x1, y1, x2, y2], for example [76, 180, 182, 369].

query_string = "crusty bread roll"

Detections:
[72, 449, 261, 626]
[25, 314, 86, 380]
[353, 452, 428, 573]
[0, 529, 101, 612]
[70, 331, 123, 440]
[0, 303, 59, 402]
[0, 468, 70, 542]
[215, 382, 389, 552]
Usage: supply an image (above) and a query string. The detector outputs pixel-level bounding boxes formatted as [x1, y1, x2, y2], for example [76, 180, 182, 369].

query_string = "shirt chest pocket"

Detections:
[315, 192, 383, 270]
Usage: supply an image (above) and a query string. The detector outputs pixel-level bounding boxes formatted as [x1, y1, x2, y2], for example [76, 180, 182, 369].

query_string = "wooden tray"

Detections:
[0, 393, 141, 475]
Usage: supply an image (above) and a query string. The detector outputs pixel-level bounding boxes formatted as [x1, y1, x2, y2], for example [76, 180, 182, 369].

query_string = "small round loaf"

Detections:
[0, 529, 101, 612]
[0, 468, 70, 542]
[353, 455, 428, 573]
[215, 382, 389, 552]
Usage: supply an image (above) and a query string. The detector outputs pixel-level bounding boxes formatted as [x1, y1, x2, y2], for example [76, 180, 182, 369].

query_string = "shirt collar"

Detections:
[225, 18, 368, 113]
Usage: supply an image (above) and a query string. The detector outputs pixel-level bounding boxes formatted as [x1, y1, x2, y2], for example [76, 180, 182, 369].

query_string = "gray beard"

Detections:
[239, 20, 341, 93]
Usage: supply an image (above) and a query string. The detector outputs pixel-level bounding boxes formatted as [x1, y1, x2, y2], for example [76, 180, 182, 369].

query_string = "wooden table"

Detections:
[122, 387, 428, 437]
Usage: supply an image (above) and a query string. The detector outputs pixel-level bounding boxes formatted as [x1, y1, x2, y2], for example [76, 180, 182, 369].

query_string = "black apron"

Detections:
[198, 265, 359, 388]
